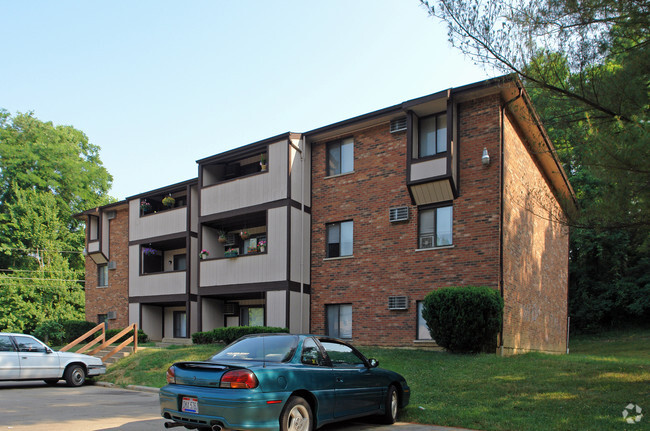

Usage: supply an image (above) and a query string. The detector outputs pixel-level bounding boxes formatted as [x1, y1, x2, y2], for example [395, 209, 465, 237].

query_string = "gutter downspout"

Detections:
[499, 86, 523, 355]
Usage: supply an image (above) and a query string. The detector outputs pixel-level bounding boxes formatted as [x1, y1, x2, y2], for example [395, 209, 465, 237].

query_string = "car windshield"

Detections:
[210, 335, 299, 363]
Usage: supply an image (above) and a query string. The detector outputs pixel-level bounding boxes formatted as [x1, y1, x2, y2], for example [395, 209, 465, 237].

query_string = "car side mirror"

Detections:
[45, 347, 53, 354]
[368, 358, 379, 368]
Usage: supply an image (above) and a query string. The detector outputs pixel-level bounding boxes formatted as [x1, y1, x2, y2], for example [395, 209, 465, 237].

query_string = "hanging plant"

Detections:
[240, 230, 250, 240]
[142, 247, 160, 256]
[162, 195, 175, 208]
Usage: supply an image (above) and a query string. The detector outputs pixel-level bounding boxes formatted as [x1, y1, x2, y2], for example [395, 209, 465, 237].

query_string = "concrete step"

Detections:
[91, 345, 136, 366]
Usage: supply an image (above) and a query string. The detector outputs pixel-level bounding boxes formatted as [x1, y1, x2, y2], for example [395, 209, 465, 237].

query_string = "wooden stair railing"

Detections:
[60, 323, 105, 354]
[88, 323, 138, 363]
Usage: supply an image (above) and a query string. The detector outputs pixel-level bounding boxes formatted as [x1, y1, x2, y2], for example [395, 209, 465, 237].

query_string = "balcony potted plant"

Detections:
[162, 194, 175, 208]
[217, 230, 228, 244]
[258, 240, 267, 253]
[199, 249, 209, 260]
[240, 230, 250, 240]
[140, 199, 152, 213]
[225, 248, 239, 258]
[260, 153, 267, 171]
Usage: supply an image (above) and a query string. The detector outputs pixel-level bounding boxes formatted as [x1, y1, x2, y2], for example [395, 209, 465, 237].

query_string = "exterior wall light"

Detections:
[482, 147, 490, 166]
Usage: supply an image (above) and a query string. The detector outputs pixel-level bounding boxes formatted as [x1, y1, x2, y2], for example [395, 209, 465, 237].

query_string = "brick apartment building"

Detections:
[76, 75, 575, 354]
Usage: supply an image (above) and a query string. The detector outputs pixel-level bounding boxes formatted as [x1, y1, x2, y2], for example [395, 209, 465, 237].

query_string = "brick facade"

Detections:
[502, 111, 569, 353]
[84, 206, 129, 330]
[310, 93, 570, 351]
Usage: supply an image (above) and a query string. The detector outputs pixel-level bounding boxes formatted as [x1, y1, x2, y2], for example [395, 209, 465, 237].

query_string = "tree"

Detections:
[0, 111, 113, 332]
[420, 0, 649, 229]
[420, 0, 650, 330]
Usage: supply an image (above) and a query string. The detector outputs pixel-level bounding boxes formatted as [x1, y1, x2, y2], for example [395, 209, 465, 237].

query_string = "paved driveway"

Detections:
[0, 381, 468, 431]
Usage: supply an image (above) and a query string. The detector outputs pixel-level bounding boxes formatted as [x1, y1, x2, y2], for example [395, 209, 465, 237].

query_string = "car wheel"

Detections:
[44, 379, 59, 386]
[380, 385, 398, 424]
[64, 364, 86, 387]
[280, 396, 312, 431]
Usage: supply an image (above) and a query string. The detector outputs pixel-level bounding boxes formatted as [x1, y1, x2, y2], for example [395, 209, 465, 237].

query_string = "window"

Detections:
[418, 113, 447, 157]
[13, 336, 46, 353]
[97, 314, 108, 325]
[320, 340, 365, 367]
[418, 205, 453, 248]
[173, 254, 187, 271]
[241, 306, 264, 326]
[417, 301, 433, 340]
[327, 304, 352, 338]
[326, 221, 353, 258]
[327, 138, 354, 176]
[0, 335, 14, 352]
[300, 338, 325, 366]
[97, 264, 108, 287]
[173, 311, 187, 338]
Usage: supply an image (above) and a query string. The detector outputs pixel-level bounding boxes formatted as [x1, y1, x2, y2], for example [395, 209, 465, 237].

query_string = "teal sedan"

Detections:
[160, 334, 410, 431]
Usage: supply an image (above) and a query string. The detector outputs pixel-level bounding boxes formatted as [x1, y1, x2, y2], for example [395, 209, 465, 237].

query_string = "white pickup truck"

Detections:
[0, 333, 106, 386]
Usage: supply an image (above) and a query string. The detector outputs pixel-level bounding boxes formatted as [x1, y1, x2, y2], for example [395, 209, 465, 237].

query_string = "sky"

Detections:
[0, 1, 489, 201]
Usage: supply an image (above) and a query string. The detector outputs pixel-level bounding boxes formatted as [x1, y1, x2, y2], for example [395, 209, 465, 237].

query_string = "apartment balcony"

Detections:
[128, 181, 197, 242]
[129, 237, 190, 298]
[199, 208, 288, 290]
[199, 138, 289, 216]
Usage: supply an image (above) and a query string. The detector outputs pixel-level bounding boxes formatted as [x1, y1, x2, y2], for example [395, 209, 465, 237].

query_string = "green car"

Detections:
[160, 333, 410, 431]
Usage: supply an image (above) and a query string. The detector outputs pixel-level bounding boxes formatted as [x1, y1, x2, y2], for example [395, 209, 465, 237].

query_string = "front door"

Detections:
[320, 340, 382, 418]
[0, 335, 20, 379]
[13, 336, 60, 379]
[173, 311, 186, 338]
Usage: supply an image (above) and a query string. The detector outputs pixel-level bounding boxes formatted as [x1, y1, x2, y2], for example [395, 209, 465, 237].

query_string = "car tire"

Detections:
[280, 396, 312, 431]
[44, 379, 59, 386]
[64, 364, 86, 387]
[379, 385, 399, 424]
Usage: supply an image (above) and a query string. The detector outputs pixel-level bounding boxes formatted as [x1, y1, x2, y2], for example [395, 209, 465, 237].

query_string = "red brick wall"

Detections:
[84, 207, 129, 330]
[310, 95, 504, 347]
[502, 111, 569, 354]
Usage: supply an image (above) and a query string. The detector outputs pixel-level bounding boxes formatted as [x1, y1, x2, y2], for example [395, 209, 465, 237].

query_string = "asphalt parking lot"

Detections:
[0, 381, 470, 431]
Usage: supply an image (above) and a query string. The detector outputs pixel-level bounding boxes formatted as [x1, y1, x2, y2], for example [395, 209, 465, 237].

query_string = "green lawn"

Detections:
[100, 329, 650, 431]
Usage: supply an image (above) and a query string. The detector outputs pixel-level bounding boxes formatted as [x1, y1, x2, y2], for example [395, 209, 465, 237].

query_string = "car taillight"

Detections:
[219, 369, 259, 389]
[166, 366, 176, 384]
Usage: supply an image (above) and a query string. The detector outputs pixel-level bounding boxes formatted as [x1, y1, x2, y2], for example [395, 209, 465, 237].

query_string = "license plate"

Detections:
[182, 397, 198, 413]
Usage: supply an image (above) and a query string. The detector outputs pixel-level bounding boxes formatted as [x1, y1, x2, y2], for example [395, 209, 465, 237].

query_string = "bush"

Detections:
[422, 286, 504, 353]
[192, 326, 289, 345]
[105, 328, 149, 344]
[60, 320, 98, 343]
[33, 320, 65, 345]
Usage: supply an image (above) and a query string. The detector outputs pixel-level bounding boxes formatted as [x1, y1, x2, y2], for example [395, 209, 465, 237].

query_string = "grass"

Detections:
[100, 329, 650, 431]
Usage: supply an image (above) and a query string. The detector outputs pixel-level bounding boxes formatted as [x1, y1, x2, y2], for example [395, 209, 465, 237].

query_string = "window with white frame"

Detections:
[326, 221, 353, 258]
[418, 205, 453, 248]
[418, 113, 447, 158]
[97, 264, 108, 287]
[327, 138, 354, 176]
[417, 301, 433, 340]
[327, 304, 352, 339]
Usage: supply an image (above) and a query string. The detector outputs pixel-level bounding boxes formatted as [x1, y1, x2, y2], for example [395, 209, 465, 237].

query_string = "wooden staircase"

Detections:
[61, 323, 139, 367]
[91, 345, 135, 366]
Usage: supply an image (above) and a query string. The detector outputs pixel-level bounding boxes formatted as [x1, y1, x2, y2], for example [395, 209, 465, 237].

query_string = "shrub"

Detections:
[422, 286, 504, 354]
[105, 328, 149, 344]
[60, 320, 98, 343]
[191, 326, 289, 345]
[33, 320, 65, 345]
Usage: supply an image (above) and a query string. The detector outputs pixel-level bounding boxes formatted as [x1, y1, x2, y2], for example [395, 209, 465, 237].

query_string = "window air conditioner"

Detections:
[419, 235, 434, 249]
[107, 261, 117, 270]
[389, 207, 409, 223]
[388, 296, 409, 310]
[390, 117, 407, 133]
[107, 311, 117, 320]
[223, 303, 240, 316]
